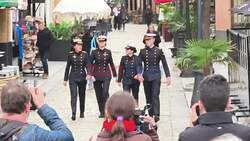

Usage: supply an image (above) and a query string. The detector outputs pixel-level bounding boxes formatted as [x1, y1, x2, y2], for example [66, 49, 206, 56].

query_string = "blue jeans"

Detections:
[40, 49, 49, 75]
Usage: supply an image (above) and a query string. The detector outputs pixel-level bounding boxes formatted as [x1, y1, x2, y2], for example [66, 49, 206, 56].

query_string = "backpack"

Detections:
[0, 119, 27, 141]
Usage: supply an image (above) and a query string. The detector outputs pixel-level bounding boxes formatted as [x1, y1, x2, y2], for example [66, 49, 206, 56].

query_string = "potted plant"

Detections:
[48, 21, 73, 61]
[176, 39, 234, 106]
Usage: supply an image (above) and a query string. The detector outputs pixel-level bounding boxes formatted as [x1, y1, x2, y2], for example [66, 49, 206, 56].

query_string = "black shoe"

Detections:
[80, 112, 84, 118]
[71, 113, 76, 121]
[98, 113, 105, 118]
[154, 116, 160, 123]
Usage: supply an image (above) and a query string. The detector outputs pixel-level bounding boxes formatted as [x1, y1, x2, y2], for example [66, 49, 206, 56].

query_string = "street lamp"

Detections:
[197, 0, 203, 39]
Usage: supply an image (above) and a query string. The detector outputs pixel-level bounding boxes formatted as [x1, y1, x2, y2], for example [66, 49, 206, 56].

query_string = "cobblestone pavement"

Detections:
[26, 24, 190, 141]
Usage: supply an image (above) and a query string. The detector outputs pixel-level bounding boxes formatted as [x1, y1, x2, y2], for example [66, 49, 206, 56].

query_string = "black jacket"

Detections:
[36, 28, 53, 52]
[90, 48, 117, 80]
[64, 51, 91, 82]
[178, 112, 250, 141]
[138, 46, 170, 81]
[118, 55, 140, 85]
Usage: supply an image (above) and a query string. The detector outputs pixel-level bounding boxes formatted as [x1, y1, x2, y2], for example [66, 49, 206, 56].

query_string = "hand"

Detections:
[86, 75, 92, 80]
[140, 115, 156, 127]
[137, 75, 144, 83]
[190, 103, 199, 126]
[63, 81, 67, 86]
[29, 87, 45, 109]
[165, 77, 171, 86]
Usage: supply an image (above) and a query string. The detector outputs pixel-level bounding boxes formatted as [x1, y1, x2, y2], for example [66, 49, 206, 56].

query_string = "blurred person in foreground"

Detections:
[178, 74, 250, 141]
[0, 80, 74, 141]
[89, 92, 159, 141]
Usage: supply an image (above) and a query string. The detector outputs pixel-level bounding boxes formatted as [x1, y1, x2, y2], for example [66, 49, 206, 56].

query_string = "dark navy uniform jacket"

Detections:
[138, 46, 170, 81]
[90, 48, 117, 80]
[179, 112, 250, 141]
[64, 51, 91, 82]
[118, 55, 140, 85]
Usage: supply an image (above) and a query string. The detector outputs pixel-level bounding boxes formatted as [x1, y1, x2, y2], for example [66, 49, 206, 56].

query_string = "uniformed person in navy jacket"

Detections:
[138, 33, 171, 122]
[64, 38, 91, 121]
[90, 35, 117, 118]
[117, 45, 141, 103]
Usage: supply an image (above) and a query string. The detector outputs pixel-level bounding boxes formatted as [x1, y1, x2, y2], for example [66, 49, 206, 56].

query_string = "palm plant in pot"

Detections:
[176, 39, 234, 106]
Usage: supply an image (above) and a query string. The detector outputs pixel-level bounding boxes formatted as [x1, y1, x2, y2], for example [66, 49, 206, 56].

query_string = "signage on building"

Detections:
[18, 0, 27, 10]
[0, 0, 18, 8]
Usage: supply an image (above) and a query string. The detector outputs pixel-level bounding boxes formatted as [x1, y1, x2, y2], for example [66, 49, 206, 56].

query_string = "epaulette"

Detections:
[69, 51, 74, 54]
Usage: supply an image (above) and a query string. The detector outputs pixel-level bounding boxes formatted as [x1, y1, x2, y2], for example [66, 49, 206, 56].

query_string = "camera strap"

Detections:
[0, 119, 27, 141]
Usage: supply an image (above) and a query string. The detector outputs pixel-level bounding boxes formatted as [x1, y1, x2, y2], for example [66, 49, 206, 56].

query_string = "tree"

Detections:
[202, 0, 211, 39]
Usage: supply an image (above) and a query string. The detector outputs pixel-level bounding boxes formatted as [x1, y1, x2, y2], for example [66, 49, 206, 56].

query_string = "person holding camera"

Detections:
[0, 80, 74, 141]
[117, 45, 141, 104]
[89, 92, 159, 141]
[178, 74, 250, 141]
[64, 38, 92, 120]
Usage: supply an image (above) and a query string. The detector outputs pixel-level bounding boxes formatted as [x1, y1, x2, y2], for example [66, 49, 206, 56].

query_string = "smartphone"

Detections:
[30, 80, 38, 110]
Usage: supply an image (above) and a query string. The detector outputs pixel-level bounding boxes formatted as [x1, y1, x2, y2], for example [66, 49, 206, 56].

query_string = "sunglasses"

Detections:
[98, 40, 106, 42]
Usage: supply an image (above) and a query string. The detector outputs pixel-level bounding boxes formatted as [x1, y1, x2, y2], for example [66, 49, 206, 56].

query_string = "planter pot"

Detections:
[180, 69, 194, 77]
[0, 42, 13, 65]
[190, 70, 204, 107]
[49, 40, 71, 61]
[162, 23, 173, 42]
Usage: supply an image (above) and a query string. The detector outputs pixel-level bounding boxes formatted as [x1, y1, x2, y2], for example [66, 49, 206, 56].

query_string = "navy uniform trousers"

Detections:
[91, 48, 117, 115]
[64, 51, 90, 115]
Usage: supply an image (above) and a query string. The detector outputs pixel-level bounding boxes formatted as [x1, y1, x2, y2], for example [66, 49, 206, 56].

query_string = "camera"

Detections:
[134, 104, 151, 132]
[23, 79, 44, 110]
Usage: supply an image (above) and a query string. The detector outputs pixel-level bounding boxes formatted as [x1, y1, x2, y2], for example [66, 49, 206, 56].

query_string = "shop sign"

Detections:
[0, 0, 18, 8]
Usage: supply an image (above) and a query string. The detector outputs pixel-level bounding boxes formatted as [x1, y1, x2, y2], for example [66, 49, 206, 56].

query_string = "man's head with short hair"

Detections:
[1, 80, 31, 114]
[199, 74, 230, 112]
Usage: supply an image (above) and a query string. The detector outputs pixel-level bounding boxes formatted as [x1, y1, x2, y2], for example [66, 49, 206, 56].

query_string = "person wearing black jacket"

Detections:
[117, 45, 141, 103]
[178, 74, 250, 141]
[138, 33, 171, 122]
[35, 17, 53, 79]
[90, 35, 117, 118]
[63, 38, 91, 120]
[146, 24, 161, 47]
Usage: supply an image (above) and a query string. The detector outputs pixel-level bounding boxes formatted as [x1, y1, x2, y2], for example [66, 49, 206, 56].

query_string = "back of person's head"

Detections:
[199, 74, 230, 112]
[211, 133, 242, 141]
[105, 91, 136, 141]
[1, 80, 31, 114]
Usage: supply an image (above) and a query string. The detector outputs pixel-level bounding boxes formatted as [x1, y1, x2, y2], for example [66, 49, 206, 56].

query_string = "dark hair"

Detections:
[105, 91, 136, 141]
[1, 80, 31, 114]
[199, 74, 230, 112]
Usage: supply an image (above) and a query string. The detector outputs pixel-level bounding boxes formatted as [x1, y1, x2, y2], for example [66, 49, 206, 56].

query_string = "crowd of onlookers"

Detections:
[1, 74, 250, 141]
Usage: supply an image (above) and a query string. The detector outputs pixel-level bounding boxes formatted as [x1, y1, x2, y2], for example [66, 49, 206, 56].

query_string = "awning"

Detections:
[155, 0, 175, 4]
[0, 0, 18, 8]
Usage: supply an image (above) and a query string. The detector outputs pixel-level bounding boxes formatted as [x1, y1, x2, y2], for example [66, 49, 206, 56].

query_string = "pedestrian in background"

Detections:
[144, 5, 153, 26]
[113, 5, 120, 30]
[117, 45, 141, 104]
[120, 5, 127, 31]
[64, 38, 91, 120]
[35, 17, 53, 79]
[138, 33, 171, 122]
[90, 35, 117, 118]
[147, 24, 161, 47]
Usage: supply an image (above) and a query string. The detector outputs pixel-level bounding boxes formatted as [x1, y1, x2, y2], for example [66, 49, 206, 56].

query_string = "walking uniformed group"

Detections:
[64, 32, 171, 122]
